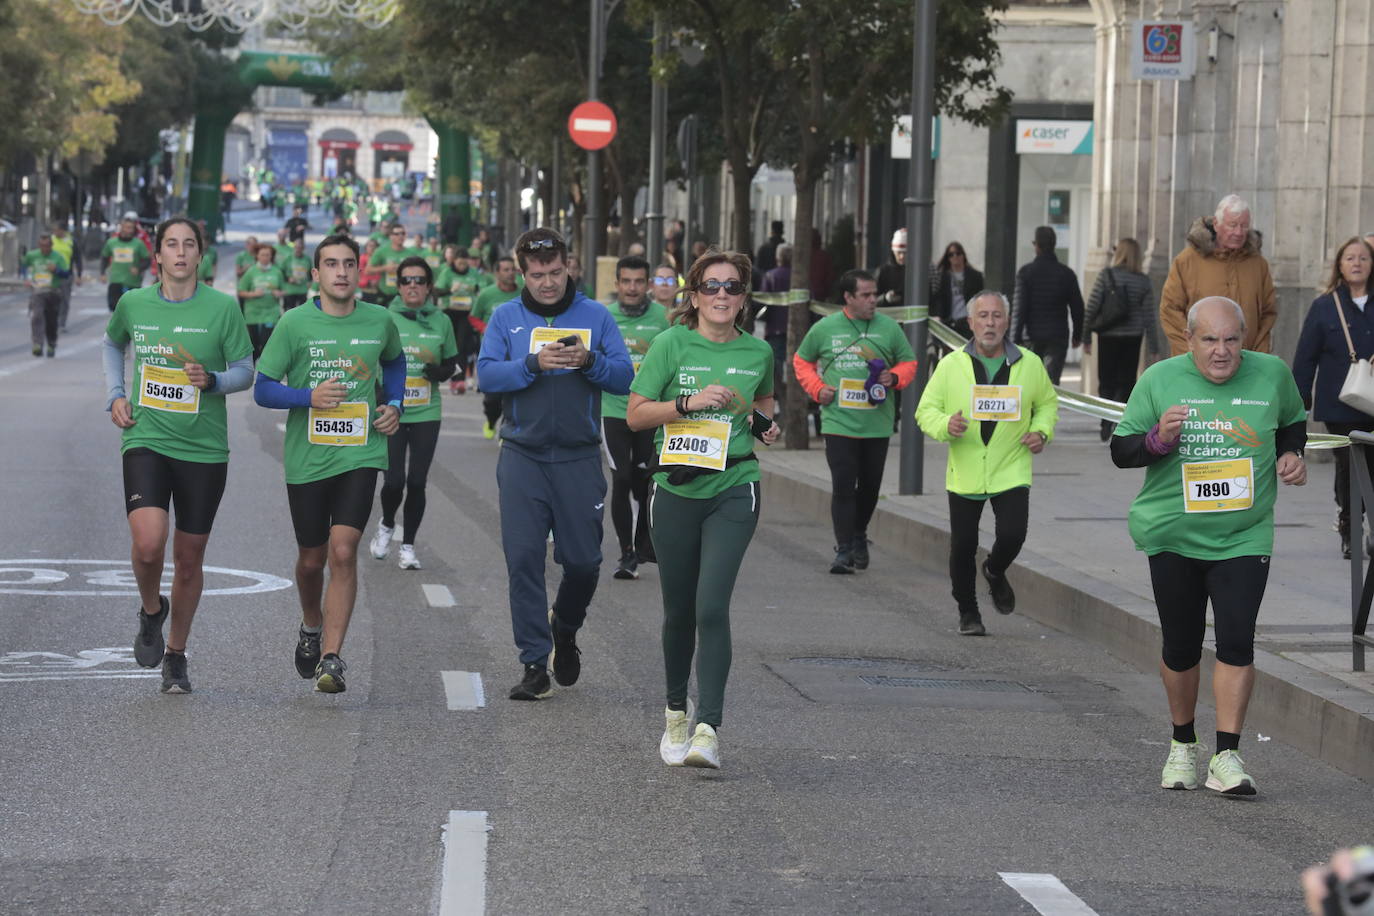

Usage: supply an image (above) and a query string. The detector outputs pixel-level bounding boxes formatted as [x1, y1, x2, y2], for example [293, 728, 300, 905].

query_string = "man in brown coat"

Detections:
[1159, 195, 1276, 355]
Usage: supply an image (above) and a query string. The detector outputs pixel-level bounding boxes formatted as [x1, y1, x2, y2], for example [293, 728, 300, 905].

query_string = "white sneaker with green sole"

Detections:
[1160, 739, 1199, 790]
[1205, 749, 1257, 796]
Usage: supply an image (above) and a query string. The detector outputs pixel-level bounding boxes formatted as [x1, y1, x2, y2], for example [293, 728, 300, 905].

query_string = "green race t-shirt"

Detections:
[274, 242, 294, 265]
[1116, 352, 1307, 560]
[23, 250, 64, 289]
[369, 244, 420, 297]
[795, 310, 916, 438]
[256, 301, 403, 485]
[105, 283, 252, 464]
[630, 323, 774, 499]
[281, 255, 313, 295]
[472, 282, 520, 325]
[603, 299, 670, 419]
[102, 237, 149, 287]
[198, 246, 219, 284]
[447, 268, 484, 311]
[387, 301, 458, 424]
[235, 249, 256, 274]
[433, 264, 454, 310]
[238, 265, 283, 325]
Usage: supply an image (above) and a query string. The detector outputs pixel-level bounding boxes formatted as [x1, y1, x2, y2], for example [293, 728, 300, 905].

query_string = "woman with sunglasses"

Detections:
[626, 248, 781, 770]
[649, 263, 681, 310]
[930, 241, 984, 339]
[369, 256, 458, 569]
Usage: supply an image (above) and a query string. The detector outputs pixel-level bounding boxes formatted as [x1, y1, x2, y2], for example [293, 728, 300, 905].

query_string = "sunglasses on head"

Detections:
[695, 279, 746, 296]
[398, 275, 429, 286]
[652, 276, 677, 286]
[522, 238, 558, 252]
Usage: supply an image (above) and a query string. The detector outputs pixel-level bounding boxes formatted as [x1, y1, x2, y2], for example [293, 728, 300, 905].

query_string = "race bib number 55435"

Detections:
[307, 402, 369, 447]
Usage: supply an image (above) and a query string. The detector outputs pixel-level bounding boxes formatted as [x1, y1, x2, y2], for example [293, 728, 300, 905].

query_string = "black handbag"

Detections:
[1090, 268, 1129, 333]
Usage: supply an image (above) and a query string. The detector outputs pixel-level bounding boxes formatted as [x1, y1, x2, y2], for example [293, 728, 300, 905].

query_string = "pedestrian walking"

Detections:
[1292, 236, 1374, 558]
[1011, 226, 1084, 385]
[1159, 194, 1277, 355]
[626, 247, 779, 769]
[50, 223, 80, 333]
[1082, 238, 1160, 440]
[916, 291, 1059, 636]
[1111, 297, 1306, 796]
[930, 241, 984, 339]
[23, 234, 65, 357]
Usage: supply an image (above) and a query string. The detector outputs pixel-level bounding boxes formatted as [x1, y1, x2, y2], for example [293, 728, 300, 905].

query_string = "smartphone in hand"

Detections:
[751, 409, 774, 443]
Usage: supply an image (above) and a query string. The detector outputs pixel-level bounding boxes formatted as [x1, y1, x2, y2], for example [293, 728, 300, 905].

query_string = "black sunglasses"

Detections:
[522, 238, 558, 252]
[398, 275, 429, 286]
[695, 279, 746, 296]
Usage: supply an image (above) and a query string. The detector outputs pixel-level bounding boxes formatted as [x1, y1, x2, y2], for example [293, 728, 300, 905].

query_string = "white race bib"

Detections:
[970, 385, 1021, 421]
[1182, 458, 1254, 513]
[837, 377, 876, 410]
[307, 401, 369, 446]
[659, 418, 731, 471]
[403, 376, 432, 407]
[138, 365, 200, 414]
[113, 248, 134, 265]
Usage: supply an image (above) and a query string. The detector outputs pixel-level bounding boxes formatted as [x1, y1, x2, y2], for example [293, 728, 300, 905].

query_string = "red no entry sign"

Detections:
[568, 101, 617, 151]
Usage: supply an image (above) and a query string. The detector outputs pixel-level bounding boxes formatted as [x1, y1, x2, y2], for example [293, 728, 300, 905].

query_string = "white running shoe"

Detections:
[683, 722, 720, 769]
[660, 705, 693, 766]
[369, 524, 394, 560]
[397, 544, 421, 570]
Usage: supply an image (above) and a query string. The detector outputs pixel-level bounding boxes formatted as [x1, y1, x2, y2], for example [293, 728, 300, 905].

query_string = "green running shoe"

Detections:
[1205, 749, 1257, 796]
[1160, 739, 1199, 790]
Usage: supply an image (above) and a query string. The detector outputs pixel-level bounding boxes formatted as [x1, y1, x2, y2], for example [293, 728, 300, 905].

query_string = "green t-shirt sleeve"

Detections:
[105, 299, 129, 344]
[223, 302, 253, 363]
[439, 316, 458, 360]
[630, 333, 675, 400]
[100, 239, 113, 262]
[237, 271, 252, 294]
[796, 323, 821, 362]
[756, 345, 775, 398]
[255, 313, 293, 380]
[382, 318, 403, 361]
[888, 320, 917, 363]
[1116, 364, 1160, 436]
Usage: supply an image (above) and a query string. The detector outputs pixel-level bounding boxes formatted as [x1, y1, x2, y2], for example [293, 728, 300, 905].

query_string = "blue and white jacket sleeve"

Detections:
[587, 309, 634, 395]
[476, 304, 536, 393]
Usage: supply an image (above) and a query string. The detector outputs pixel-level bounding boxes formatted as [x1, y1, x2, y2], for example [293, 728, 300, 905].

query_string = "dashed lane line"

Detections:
[423, 584, 455, 607]
[439, 810, 489, 915]
[999, 873, 1100, 915]
[441, 671, 485, 711]
[0, 337, 103, 379]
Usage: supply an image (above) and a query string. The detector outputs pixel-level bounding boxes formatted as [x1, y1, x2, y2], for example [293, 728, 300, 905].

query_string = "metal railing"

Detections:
[1346, 432, 1374, 671]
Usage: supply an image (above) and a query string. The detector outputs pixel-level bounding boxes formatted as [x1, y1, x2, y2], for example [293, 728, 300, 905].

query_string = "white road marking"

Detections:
[0, 337, 103, 378]
[0, 559, 291, 597]
[0, 647, 159, 683]
[999, 873, 1100, 915]
[439, 810, 489, 915]
[276, 422, 287, 432]
[423, 584, 455, 607]
[0, 672, 160, 683]
[441, 671, 485, 710]
[79, 307, 108, 316]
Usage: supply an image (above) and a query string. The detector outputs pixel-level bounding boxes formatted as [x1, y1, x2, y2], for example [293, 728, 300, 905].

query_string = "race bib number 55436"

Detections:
[308, 402, 369, 447]
[138, 365, 200, 414]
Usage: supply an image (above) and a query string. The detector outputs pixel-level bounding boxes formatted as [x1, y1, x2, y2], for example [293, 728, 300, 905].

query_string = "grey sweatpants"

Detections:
[29, 289, 60, 351]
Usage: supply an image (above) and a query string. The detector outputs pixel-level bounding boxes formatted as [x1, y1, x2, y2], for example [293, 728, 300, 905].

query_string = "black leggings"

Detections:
[247, 324, 273, 361]
[948, 487, 1029, 614]
[286, 468, 379, 548]
[447, 309, 476, 374]
[380, 420, 441, 544]
[1096, 334, 1142, 403]
[602, 416, 655, 554]
[483, 392, 502, 426]
[1147, 552, 1270, 670]
[1326, 421, 1374, 537]
[823, 434, 890, 545]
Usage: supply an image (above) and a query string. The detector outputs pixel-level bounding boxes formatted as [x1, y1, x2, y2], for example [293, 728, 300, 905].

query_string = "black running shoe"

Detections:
[851, 535, 871, 570]
[982, 560, 1016, 615]
[613, 550, 639, 580]
[314, 653, 346, 693]
[134, 595, 170, 668]
[294, 627, 321, 679]
[829, 544, 855, 574]
[550, 617, 582, 687]
[509, 663, 552, 700]
[160, 651, 191, 693]
[958, 611, 987, 636]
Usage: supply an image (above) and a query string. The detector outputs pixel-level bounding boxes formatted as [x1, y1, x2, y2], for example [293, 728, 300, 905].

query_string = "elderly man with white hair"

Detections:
[1159, 195, 1277, 355]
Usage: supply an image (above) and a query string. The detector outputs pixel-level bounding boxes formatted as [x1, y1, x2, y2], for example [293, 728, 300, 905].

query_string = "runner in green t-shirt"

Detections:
[601, 256, 670, 579]
[1112, 296, 1308, 797]
[369, 223, 419, 299]
[272, 228, 293, 266]
[24, 235, 65, 356]
[626, 250, 778, 770]
[367, 256, 458, 571]
[794, 269, 919, 573]
[281, 238, 314, 310]
[100, 217, 151, 312]
[443, 247, 485, 392]
[234, 236, 258, 280]
[196, 229, 218, 287]
[102, 217, 254, 693]
[237, 245, 285, 360]
[472, 256, 523, 437]
[253, 233, 405, 694]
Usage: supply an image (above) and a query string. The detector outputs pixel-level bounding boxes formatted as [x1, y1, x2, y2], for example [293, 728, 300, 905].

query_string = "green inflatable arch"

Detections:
[187, 51, 471, 242]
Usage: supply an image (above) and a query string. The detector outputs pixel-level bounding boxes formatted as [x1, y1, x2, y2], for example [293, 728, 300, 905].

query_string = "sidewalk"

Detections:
[759, 399, 1374, 783]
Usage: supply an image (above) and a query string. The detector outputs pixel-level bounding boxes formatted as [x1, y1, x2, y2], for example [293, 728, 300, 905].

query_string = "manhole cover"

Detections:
[788, 656, 945, 672]
[858, 675, 1031, 693]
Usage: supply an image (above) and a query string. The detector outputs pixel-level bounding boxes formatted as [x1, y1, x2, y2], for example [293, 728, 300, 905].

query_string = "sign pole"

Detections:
[583, 0, 603, 269]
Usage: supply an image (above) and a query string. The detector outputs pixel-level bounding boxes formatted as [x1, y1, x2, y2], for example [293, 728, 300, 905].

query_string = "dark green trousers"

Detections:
[649, 480, 760, 728]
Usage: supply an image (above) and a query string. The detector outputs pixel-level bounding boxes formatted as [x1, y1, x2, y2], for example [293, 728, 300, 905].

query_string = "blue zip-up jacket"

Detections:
[477, 290, 634, 461]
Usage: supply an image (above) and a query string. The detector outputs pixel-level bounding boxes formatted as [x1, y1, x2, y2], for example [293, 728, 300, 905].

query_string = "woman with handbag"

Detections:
[1293, 236, 1374, 558]
[1083, 238, 1159, 441]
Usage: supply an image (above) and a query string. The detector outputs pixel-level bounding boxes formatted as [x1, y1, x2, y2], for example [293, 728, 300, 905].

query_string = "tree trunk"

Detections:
[730, 163, 754, 258]
[783, 169, 817, 449]
[618, 185, 637, 256]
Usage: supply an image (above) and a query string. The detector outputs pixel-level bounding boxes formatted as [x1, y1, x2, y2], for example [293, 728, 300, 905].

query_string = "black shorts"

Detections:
[121, 447, 228, 536]
[286, 468, 379, 548]
[1147, 552, 1270, 670]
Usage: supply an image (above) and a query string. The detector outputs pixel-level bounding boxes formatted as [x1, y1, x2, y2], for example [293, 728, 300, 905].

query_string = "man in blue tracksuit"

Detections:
[478, 227, 634, 701]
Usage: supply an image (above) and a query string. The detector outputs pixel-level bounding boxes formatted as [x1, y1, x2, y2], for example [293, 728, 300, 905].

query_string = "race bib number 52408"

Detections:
[659, 418, 730, 471]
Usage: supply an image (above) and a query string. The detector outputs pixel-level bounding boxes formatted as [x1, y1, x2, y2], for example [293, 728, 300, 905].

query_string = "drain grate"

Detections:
[789, 656, 945, 672]
[858, 675, 1031, 693]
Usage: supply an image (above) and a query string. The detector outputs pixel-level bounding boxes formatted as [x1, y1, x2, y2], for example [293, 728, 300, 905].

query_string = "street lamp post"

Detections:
[899, 0, 937, 495]
[644, 13, 668, 259]
[583, 0, 603, 269]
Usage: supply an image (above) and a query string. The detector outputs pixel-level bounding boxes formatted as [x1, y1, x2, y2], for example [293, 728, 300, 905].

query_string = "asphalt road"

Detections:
[1, 211, 1371, 915]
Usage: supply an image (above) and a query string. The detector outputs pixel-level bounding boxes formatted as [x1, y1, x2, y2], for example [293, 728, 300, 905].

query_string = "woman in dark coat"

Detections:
[1293, 236, 1374, 558]
[929, 241, 984, 338]
[1083, 237, 1159, 441]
